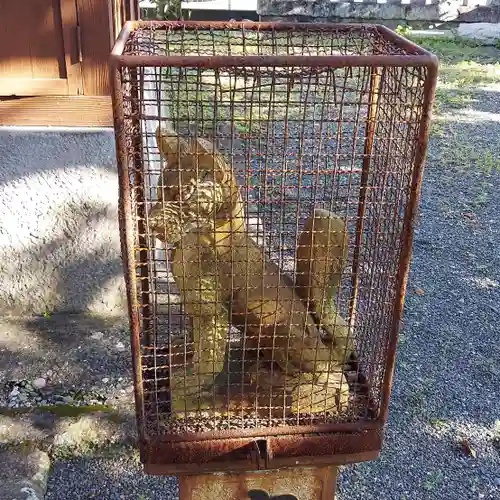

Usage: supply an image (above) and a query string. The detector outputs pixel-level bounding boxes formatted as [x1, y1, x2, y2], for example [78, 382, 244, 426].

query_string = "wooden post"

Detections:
[178, 466, 338, 500]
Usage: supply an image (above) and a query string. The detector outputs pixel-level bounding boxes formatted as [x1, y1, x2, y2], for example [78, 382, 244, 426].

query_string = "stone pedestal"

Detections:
[178, 466, 338, 500]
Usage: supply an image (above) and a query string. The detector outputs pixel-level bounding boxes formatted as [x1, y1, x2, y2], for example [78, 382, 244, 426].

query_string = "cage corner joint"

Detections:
[109, 19, 438, 499]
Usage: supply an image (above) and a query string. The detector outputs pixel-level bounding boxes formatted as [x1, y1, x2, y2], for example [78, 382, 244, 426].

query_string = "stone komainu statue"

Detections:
[149, 127, 354, 417]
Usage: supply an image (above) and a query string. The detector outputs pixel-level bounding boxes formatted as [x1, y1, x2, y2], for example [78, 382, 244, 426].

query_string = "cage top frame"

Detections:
[110, 20, 439, 71]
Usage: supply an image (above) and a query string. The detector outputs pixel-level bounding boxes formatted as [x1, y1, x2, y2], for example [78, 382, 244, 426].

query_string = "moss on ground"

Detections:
[0, 404, 117, 418]
[1, 403, 136, 461]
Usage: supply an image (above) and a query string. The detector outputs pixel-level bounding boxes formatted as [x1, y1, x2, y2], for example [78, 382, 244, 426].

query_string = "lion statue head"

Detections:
[149, 127, 244, 245]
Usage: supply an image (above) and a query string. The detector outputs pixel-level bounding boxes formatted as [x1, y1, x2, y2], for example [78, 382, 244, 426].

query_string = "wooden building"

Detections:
[0, 0, 138, 127]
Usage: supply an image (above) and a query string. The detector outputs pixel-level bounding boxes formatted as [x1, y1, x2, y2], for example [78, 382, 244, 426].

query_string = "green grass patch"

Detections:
[411, 34, 498, 65]
[399, 33, 500, 115]
[422, 470, 444, 491]
[438, 142, 499, 172]
[429, 418, 451, 431]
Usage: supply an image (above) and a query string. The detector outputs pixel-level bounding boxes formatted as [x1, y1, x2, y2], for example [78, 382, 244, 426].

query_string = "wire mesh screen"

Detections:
[112, 22, 437, 441]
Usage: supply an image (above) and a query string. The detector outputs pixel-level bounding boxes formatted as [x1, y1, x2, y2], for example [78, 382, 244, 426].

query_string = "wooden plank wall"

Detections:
[0, 0, 66, 82]
[77, 0, 115, 96]
[0, 0, 138, 127]
[0, 96, 113, 127]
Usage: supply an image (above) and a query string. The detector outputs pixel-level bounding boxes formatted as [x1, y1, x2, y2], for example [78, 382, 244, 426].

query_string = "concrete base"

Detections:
[178, 466, 338, 500]
[0, 127, 126, 317]
[457, 22, 500, 44]
[0, 448, 51, 500]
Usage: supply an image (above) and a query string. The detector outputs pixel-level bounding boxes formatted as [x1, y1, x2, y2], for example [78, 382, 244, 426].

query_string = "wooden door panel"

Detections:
[0, 0, 82, 96]
[0, 0, 139, 126]
[29, 0, 66, 79]
[0, 0, 33, 79]
[75, 0, 139, 96]
[77, 0, 114, 96]
[60, 0, 84, 95]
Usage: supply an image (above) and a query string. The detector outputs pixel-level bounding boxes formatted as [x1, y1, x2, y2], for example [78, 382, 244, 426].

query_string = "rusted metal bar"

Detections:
[110, 21, 133, 58]
[129, 68, 153, 347]
[142, 428, 382, 475]
[379, 60, 439, 423]
[147, 418, 383, 443]
[109, 63, 146, 443]
[112, 54, 437, 70]
[376, 23, 438, 59]
[349, 65, 383, 330]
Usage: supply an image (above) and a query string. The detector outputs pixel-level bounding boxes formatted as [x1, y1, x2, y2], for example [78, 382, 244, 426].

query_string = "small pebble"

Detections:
[9, 387, 20, 398]
[102, 378, 110, 383]
[46, 370, 54, 377]
[115, 342, 125, 351]
[32, 378, 47, 389]
[494, 478, 500, 487]
[62, 396, 74, 404]
[91, 331, 104, 340]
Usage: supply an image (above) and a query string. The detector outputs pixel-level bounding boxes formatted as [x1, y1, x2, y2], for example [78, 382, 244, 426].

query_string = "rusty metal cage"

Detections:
[110, 20, 438, 474]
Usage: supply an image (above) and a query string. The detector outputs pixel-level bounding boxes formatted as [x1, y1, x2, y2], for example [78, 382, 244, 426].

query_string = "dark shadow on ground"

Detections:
[0, 129, 116, 187]
[0, 313, 133, 410]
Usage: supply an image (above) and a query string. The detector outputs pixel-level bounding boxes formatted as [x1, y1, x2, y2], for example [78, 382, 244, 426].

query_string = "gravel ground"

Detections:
[4, 36, 500, 500]
[0, 315, 134, 411]
[41, 87, 500, 499]
[336, 86, 500, 499]
[45, 451, 179, 500]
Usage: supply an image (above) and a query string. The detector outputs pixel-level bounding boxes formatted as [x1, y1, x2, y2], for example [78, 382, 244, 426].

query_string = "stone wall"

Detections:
[257, 0, 500, 24]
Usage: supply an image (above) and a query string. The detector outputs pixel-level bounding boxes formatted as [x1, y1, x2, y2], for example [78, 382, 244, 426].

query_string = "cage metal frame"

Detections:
[110, 20, 438, 474]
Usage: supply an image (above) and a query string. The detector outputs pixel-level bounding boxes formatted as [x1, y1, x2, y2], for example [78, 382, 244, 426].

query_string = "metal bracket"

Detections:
[74, 0, 83, 64]
[252, 439, 273, 470]
[76, 25, 83, 63]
